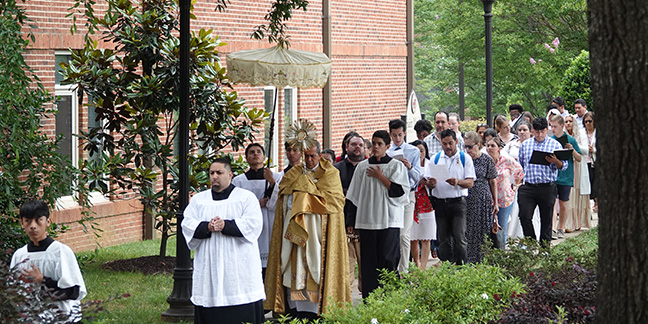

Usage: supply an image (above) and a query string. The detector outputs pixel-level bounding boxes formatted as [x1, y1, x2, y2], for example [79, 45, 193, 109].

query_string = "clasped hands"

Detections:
[208, 217, 225, 232]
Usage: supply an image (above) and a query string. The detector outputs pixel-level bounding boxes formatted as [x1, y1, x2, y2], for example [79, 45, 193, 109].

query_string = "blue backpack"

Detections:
[433, 151, 466, 167]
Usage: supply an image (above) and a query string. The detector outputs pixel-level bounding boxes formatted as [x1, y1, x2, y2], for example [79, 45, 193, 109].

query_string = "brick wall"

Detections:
[21, 0, 408, 251]
[52, 199, 144, 252]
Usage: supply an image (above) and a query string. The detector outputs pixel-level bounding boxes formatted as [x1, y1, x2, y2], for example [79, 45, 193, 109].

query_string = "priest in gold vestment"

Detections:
[264, 141, 351, 318]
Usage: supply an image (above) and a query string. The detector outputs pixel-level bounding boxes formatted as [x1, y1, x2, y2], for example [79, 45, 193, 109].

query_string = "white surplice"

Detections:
[182, 187, 265, 307]
[11, 240, 87, 322]
[346, 158, 410, 230]
[232, 171, 280, 267]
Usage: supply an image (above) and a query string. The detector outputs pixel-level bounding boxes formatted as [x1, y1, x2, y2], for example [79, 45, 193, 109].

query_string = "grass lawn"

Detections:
[79, 237, 191, 324]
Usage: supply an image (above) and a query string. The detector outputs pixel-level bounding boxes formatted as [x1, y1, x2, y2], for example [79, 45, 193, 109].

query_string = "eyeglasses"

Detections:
[477, 123, 487, 127]
[465, 144, 476, 149]
[584, 120, 593, 124]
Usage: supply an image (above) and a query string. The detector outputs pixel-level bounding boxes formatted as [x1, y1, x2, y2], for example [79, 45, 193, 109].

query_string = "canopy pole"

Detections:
[322, 0, 332, 149]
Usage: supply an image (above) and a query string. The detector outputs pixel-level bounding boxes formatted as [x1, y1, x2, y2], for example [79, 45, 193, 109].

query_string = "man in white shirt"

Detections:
[573, 98, 589, 131]
[387, 119, 422, 273]
[552, 96, 570, 118]
[425, 129, 475, 265]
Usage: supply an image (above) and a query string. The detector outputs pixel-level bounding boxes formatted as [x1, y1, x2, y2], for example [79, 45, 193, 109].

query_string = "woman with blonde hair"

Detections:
[563, 114, 591, 231]
[494, 115, 518, 145]
[486, 136, 524, 246]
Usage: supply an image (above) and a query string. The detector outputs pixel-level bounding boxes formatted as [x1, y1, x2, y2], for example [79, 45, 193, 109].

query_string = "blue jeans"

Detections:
[497, 204, 514, 246]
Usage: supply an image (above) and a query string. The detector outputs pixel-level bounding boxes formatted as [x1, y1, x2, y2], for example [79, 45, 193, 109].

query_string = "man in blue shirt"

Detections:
[517, 117, 568, 246]
[387, 119, 423, 273]
[549, 115, 582, 239]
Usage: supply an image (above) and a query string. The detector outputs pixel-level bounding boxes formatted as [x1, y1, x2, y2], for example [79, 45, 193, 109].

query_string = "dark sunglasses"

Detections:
[584, 120, 593, 123]
[465, 144, 476, 149]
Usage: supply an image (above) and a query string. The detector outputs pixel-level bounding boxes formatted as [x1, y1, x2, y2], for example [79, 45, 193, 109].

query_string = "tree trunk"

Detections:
[589, 0, 648, 322]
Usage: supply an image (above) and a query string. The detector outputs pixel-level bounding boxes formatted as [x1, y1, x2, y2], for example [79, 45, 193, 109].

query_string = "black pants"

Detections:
[588, 162, 597, 200]
[358, 228, 400, 299]
[518, 182, 557, 247]
[194, 299, 264, 324]
[433, 197, 468, 265]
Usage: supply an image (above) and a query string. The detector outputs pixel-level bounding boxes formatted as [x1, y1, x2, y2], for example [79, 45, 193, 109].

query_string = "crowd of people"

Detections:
[8, 97, 598, 324]
[178, 96, 598, 323]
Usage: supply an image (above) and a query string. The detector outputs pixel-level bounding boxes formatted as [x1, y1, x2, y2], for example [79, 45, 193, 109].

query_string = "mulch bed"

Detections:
[102, 256, 191, 275]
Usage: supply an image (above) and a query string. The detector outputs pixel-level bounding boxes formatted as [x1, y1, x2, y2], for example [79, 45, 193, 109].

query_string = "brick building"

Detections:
[22, 0, 411, 251]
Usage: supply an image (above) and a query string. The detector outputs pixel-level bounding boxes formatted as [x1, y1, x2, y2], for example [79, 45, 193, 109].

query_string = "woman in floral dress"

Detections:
[486, 136, 524, 246]
[463, 132, 498, 263]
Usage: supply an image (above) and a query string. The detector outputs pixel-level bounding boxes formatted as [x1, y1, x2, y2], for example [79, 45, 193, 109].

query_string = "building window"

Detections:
[55, 54, 78, 206]
[55, 52, 107, 207]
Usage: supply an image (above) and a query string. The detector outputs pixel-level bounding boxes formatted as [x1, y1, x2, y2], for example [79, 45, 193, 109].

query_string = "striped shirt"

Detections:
[423, 131, 465, 159]
[518, 136, 568, 184]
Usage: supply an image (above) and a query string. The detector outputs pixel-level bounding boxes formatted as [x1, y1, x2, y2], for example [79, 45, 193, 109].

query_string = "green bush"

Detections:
[483, 227, 598, 278]
[560, 50, 591, 112]
[323, 263, 524, 324]
[460, 118, 488, 134]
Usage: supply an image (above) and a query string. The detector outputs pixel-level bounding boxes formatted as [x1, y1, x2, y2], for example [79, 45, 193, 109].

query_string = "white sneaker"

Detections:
[556, 230, 565, 239]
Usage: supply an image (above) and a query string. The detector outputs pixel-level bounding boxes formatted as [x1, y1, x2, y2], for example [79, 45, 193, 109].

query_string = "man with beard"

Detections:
[181, 157, 265, 324]
[334, 134, 366, 292]
[424, 111, 465, 158]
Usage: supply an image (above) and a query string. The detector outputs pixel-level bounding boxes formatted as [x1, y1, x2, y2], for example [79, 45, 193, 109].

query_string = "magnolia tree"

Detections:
[63, 0, 265, 256]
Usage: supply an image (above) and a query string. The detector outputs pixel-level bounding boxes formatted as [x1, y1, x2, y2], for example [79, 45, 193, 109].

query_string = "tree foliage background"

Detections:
[0, 0, 90, 263]
[414, 0, 589, 118]
[64, 0, 266, 256]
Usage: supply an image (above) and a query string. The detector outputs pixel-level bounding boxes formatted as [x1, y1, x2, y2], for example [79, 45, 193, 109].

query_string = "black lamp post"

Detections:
[482, 0, 495, 127]
[161, 0, 193, 321]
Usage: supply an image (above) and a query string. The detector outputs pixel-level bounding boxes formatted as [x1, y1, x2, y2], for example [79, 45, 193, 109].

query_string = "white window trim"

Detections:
[54, 52, 110, 208]
[285, 86, 298, 123]
[53, 86, 79, 209]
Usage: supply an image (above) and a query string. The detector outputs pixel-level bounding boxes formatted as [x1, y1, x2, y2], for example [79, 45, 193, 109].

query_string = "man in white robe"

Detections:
[231, 143, 280, 273]
[182, 157, 265, 324]
[347, 130, 410, 299]
[11, 200, 87, 323]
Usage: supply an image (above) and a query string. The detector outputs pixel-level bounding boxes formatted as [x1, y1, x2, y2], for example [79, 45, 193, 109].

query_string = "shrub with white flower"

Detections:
[481, 293, 489, 299]
[371, 318, 379, 324]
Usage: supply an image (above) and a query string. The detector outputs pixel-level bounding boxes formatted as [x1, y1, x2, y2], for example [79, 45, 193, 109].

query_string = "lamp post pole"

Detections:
[482, 0, 495, 127]
[161, 0, 193, 320]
